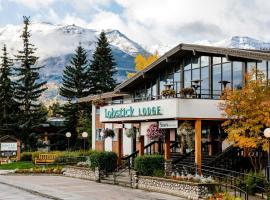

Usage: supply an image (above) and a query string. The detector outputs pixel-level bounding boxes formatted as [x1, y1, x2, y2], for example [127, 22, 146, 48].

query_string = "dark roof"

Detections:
[78, 91, 129, 103]
[115, 43, 270, 92]
[0, 135, 18, 142]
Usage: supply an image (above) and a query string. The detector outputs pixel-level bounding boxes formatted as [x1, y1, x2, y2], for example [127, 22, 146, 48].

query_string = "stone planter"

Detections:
[63, 166, 100, 182]
[133, 175, 215, 200]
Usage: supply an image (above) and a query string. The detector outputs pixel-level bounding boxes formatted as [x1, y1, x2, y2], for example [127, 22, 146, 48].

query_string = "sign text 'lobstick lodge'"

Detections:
[105, 106, 162, 119]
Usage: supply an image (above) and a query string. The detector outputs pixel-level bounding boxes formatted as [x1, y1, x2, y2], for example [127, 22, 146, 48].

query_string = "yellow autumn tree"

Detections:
[220, 69, 270, 169]
[127, 52, 159, 78]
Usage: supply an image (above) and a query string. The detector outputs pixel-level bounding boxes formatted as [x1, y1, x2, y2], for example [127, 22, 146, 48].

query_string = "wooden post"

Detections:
[195, 120, 202, 174]
[208, 133, 213, 156]
[164, 132, 171, 160]
[17, 140, 21, 161]
[117, 129, 123, 165]
[136, 135, 144, 156]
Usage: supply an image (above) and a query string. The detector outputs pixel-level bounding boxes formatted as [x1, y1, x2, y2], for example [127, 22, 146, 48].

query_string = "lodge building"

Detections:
[79, 43, 270, 170]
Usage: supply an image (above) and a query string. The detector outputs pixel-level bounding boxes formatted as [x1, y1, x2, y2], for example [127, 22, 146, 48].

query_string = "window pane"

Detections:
[152, 82, 157, 99]
[201, 56, 209, 98]
[247, 62, 256, 73]
[257, 60, 267, 78]
[184, 58, 192, 87]
[233, 62, 243, 89]
[201, 67, 209, 97]
[213, 62, 221, 98]
[222, 62, 232, 89]
[174, 67, 180, 96]
[192, 57, 200, 69]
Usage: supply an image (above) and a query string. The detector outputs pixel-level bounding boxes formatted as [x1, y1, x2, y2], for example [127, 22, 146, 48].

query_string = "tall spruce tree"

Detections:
[14, 16, 47, 149]
[60, 45, 91, 148]
[0, 45, 18, 136]
[89, 31, 117, 94]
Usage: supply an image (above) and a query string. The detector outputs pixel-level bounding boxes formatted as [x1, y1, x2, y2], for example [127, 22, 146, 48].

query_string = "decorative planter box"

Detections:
[64, 166, 99, 182]
[134, 176, 215, 200]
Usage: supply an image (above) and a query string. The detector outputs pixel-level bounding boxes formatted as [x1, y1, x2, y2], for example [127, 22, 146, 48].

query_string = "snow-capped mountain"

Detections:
[153, 36, 270, 57]
[0, 22, 148, 104]
[194, 36, 270, 51]
[0, 21, 270, 105]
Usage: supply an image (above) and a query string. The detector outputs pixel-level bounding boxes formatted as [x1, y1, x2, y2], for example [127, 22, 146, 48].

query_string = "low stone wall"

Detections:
[63, 166, 99, 182]
[134, 176, 213, 200]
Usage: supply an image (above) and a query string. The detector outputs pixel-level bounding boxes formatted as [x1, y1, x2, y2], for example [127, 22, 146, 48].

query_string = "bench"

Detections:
[34, 153, 57, 165]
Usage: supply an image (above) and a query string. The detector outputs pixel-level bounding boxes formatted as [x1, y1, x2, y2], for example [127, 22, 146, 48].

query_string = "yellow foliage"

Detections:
[220, 68, 270, 152]
[127, 52, 159, 78]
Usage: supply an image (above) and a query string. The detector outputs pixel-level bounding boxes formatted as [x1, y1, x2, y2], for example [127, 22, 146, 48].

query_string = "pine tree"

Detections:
[60, 45, 91, 148]
[14, 16, 47, 149]
[60, 45, 90, 99]
[0, 45, 18, 136]
[89, 31, 117, 94]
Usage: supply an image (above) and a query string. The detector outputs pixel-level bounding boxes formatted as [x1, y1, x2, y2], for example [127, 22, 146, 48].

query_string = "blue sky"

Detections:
[1, 0, 270, 47]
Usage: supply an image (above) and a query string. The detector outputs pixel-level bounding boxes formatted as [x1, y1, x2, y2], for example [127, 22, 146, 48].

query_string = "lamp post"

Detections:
[264, 128, 270, 183]
[65, 132, 71, 152]
[82, 132, 88, 154]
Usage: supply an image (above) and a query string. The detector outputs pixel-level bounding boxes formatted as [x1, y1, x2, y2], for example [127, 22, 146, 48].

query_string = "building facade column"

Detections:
[164, 132, 171, 160]
[195, 120, 202, 174]
[136, 135, 144, 156]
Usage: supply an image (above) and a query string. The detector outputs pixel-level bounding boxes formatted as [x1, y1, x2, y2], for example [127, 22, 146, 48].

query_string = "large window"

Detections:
[222, 58, 232, 90]
[212, 57, 222, 98]
[174, 65, 181, 97]
[184, 58, 192, 88]
[201, 56, 209, 98]
[232, 62, 243, 89]
[257, 61, 267, 79]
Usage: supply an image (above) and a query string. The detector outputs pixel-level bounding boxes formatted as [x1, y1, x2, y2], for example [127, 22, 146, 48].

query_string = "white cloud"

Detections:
[7, 0, 270, 48]
[11, 0, 56, 10]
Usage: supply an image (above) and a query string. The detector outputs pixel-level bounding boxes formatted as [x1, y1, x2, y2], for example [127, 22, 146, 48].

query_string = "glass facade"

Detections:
[132, 55, 270, 102]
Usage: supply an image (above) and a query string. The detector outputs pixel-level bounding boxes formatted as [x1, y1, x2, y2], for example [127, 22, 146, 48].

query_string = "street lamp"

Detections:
[264, 128, 270, 183]
[82, 132, 88, 153]
[66, 132, 71, 152]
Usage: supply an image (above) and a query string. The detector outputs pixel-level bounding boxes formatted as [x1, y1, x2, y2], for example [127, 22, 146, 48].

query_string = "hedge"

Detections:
[89, 151, 118, 173]
[134, 155, 164, 176]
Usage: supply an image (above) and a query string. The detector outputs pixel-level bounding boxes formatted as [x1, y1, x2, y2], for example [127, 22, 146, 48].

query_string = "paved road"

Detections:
[0, 182, 49, 200]
[0, 175, 184, 200]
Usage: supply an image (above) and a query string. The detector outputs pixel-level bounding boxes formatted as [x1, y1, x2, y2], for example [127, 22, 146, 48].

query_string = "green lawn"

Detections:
[0, 161, 34, 170]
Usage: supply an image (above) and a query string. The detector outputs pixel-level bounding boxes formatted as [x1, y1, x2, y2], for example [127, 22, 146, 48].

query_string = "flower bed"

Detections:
[15, 166, 63, 174]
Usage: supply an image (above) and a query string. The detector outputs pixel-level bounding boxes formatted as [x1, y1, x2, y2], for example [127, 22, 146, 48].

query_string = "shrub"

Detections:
[237, 171, 268, 195]
[134, 155, 164, 176]
[20, 152, 33, 161]
[89, 151, 117, 173]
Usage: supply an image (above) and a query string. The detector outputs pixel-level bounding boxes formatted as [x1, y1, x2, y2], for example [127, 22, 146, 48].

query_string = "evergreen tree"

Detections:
[14, 16, 47, 149]
[60, 45, 91, 148]
[89, 31, 117, 94]
[60, 45, 90, 99]
[0, 45, 18, 135]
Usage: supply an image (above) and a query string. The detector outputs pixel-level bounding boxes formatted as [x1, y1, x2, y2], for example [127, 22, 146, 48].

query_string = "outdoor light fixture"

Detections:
[82, 132, 88, 153]
[264, 128, 270, 183]
[66, 132, 71, 152]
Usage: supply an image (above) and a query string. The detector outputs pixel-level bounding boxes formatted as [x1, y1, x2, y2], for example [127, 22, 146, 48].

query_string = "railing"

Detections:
[172, 149, 195, 164]
[173, 163, 248, 199]
[145, 140, 164, 155]
[172, 163, 270, 200]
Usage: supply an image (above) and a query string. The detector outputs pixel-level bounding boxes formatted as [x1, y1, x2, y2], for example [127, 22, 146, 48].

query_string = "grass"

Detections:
[0, 161, 34, 170]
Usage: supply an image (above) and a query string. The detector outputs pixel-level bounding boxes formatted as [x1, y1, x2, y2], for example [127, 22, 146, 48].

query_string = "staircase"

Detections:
[171, 151, 216, 165]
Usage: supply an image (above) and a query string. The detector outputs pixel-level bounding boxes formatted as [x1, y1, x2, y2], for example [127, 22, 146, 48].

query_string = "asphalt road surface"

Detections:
[0, 175, 184, 200]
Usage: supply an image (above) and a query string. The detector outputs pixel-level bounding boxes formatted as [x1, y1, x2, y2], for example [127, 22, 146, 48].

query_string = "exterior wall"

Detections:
[100, 98, 224, 123]
[140, 122, 155, 146]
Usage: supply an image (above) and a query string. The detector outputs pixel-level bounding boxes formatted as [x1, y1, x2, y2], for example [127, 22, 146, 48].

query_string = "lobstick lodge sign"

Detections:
[105, 106, 162, 119]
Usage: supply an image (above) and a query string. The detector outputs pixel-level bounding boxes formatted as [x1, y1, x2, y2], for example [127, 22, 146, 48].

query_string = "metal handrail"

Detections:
[173, 163, 248, 200]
